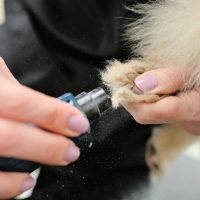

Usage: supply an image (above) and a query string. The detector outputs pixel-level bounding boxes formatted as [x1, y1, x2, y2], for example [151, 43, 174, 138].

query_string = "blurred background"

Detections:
[0, 0, 200, 199]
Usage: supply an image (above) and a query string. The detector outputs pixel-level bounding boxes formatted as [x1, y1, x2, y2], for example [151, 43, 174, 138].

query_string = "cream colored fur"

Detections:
[101, 0, 200, 177]
[127, 0, 200, 90]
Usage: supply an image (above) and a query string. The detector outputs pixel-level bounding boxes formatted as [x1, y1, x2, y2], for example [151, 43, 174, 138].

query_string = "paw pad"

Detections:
[101, 59, 166, 107]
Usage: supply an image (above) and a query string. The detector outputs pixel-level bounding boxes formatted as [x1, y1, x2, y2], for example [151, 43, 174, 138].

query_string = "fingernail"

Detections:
[68, 115, 89, 133]
[21, 177, 36, 193]
[65, 145, 80, 162]
[134, 74, 158, 92]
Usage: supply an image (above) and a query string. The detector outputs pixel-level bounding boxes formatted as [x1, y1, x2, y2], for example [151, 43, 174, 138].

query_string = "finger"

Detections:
[0, 118, 80, 165]
[123, 89, 200, 125]
[0, 78, 89, 137]
[122, 95, 179, 124]
[0, 57, 19, 83]
[0, 172, 36, 199]
[134, 67, 191, 94]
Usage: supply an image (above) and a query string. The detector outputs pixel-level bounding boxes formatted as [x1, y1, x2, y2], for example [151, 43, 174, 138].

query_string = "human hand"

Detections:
[0, 58, 89, 199]
[122, 66, 200, 135]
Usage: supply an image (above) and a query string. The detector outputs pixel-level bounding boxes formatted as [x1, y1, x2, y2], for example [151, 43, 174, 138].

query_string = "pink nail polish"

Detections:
[65, 145, 80, 162]
[134, 74, 158, 92]
[68, 115, 89, 133]
[21, 177, 36, 193]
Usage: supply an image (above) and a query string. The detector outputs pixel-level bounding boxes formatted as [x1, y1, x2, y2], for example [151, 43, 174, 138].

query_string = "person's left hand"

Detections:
[122, 67, 200, 135]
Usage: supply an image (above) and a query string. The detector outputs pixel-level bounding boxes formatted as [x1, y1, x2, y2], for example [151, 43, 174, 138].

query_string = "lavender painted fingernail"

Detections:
[65, 145, 80, 162]
[21, 177, 36, 193]
[68, 115, 89, 133]
[134, 74, 158, 92]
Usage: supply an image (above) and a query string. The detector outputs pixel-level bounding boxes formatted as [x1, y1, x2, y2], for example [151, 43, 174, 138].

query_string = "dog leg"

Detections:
[146, 124, 198, 180]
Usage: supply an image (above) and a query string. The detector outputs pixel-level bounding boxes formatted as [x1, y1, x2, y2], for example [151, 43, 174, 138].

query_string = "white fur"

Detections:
[101, 0, 200, 177]
[126, 0, 200, 89]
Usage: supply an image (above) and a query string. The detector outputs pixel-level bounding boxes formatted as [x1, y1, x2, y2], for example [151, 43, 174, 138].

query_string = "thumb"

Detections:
[134, 67, 188, 95]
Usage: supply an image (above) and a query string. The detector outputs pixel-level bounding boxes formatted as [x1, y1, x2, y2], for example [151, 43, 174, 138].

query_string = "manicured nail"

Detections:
[21, 177, 36, 193]
[65, 145, 80, 162]
[68, 115, 89, 133]
[134, 74, 158, 92]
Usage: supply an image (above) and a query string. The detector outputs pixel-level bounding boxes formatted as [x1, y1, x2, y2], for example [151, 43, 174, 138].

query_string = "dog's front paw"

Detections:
[145, 125, 196, 181]
[101, 59, 165, 107]
[145, 126, 171, 180]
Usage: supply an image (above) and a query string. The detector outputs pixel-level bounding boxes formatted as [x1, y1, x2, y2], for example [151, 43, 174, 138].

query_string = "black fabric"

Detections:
[22, 0, 127, 57]
[5, 0, 131, 96]
[30, 107, 151, 200]
[0, 0, 152, 199]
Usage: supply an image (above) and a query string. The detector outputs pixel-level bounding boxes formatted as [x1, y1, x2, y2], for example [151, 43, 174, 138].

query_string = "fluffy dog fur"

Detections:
[101, 0, 200, 178]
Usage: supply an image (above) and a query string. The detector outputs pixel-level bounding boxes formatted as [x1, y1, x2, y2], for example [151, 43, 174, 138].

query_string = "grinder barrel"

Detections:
[76, 87, 111, 122]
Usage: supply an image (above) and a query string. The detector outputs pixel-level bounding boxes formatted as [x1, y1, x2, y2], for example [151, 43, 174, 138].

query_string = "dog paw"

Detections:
[145, 125, 196, 180]
[145, 137, 168, 179]
[101, 59, 165, 107]
[145, 126, 178, 180]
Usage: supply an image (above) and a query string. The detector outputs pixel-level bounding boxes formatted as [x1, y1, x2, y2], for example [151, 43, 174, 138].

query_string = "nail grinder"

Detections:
[0, 87, 111, 173]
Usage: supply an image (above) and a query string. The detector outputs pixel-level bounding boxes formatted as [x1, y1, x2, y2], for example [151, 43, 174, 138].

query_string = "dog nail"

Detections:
[135, 67, 145, 74]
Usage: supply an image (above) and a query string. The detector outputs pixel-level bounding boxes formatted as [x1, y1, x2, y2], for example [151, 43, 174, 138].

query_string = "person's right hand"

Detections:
[0, 58, 89, 199]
